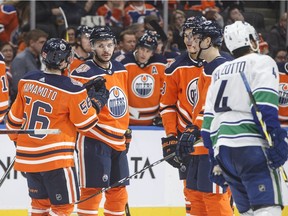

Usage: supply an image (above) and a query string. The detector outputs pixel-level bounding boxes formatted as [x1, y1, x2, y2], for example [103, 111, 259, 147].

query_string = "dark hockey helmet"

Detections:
[76, 25, 93, 39]
[192, 20, 223, 46]
[181, 16, 207, 36]
[89, 26, 116, 44]
[41, 38, 72, 69]
[137, 30, 158, 51]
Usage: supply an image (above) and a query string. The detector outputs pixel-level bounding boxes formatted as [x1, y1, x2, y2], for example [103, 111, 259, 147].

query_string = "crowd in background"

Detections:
[0, 0, 287, 125]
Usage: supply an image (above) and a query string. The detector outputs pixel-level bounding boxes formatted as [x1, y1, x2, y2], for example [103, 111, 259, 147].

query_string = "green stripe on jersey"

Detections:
[254, 91, 279, 106]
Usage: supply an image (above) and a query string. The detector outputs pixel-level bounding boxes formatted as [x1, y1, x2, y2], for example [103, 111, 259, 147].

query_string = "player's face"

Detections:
[81, 35, 92, 53]
[137, 46, 153, 63]
[92, 39, 115, 62]
[183, 29, 199, 54]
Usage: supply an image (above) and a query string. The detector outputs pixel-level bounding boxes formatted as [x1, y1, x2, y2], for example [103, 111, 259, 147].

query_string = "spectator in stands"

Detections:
[225, 4, 244, 25]
[123, 0, 163, 27]
[128, 23, 146, 41]
[273, 48, 287, 64]
[35, 1, 62, 38]
[96, 0, 125, 28]
[170, 9, 186, 51]
[59, 0, 95, 29]
[267, 12, 287, 58]
[61, 26, 77, 46]
[204, 8, 224, 28]
[10, 29, 48, 103]
[114, 29, 137, 61]
[259, 33, 269, 55]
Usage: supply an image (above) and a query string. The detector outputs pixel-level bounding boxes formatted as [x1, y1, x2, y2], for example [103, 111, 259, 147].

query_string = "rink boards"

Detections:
[0, 125, 287, 216]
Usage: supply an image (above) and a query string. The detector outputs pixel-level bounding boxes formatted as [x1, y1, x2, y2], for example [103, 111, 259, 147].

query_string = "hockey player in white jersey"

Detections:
[202, 21, 288, 216]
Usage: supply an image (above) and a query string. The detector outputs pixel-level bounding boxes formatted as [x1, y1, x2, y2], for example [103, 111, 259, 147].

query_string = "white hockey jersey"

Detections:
[202, 53, 280, 154]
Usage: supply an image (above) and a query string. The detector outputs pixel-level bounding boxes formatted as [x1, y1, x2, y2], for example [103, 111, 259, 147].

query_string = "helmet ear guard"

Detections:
[224, 21, 259, 53]
[41, 38, 72, 69]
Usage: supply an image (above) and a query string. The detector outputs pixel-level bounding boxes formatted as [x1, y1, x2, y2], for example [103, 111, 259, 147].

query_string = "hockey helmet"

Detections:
[137, 30, 158, 51]
[224, 21, 259, 53]
[89, 26, 116, 44]
[192, 20, 223, 46]
[76, 25, 93, 39]
[41, 38, 72, 69]
[181, 16, 207, 36]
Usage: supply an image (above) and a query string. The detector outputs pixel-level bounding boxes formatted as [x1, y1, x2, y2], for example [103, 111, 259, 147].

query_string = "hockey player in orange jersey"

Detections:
[64, 25, 93, 77]
[6, 38, 109, 216]
[160, 17, 205, 214]
[120, 30, 167, 126]
[70, 26, 130, 216]
[177, 19, 233, 216]
[277, 61, 288, 126]
[0, 52, 9, 122]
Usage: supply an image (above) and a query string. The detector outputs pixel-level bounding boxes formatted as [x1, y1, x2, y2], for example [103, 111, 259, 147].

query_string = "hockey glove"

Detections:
[88, 84, 109, 114]
[153, 116, 163, 127]
[266, 127, 288, 169]
[209, 155, 228, 192]
[161, 136, 182, 168]
[176, 125, 200, 159]
[83, 76, 106, 92]
[124, 128, 132, 153]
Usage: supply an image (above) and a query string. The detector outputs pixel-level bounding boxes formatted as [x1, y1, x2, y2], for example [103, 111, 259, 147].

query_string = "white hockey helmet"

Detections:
[224, 21, 259, 53]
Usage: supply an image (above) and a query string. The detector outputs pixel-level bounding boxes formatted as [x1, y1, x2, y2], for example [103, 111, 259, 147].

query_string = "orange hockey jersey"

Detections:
[70, 59, 129, 151]
[6, 70, 98, 172]
[121, 52, 167, 125]
[0, 53, 9, 122]
[160, 53, 203, 140]
[278, 62, 288, 126]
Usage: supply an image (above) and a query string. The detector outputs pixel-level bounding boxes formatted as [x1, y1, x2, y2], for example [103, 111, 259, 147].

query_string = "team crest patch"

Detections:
[76, 64, 91, 73]
[187, 78, 198, 106]
[279, 83, 288, 106]
[132, 74, 155, 98]
[70, 78, 83, 87]
[108, 86, 128, 118]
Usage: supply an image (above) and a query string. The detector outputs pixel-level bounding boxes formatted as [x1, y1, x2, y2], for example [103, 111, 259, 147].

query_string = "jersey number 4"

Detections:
[214, 80, 232, 112]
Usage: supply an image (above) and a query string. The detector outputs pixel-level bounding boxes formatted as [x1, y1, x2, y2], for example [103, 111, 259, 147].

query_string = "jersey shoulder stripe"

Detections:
[21, 70, 84, 93]
[165, 52, 200, 75]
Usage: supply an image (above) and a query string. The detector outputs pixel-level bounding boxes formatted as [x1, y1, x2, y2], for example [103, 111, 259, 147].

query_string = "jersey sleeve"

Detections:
[250, 55, 280, 132]
[68, 88, 98, 132]
[0, 58, 9, 122]
[160, 71, 178, 136]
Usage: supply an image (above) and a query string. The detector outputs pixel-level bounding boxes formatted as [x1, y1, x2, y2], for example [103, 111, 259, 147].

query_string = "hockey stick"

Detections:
[0, 128, 61, 187]
[148, 20, 168, 43]
[0, 129, 61, 135]
[75, 152, 177, 204]
[59, 7, 69, 42]
[125, 202, 131, 216]
[0, 157, 15, 188]
[239, 70, 288, 187]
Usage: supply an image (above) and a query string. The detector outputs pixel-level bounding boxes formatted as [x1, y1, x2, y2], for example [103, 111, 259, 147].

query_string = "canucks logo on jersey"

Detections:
[187, 78, 199, 106]
[108, 86, 128, 118]
[132, 74, 155, 98]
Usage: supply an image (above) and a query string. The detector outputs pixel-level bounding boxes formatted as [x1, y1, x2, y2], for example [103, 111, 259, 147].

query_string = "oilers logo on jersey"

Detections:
[108, 86, 128, 118]
[132, 74, 155, 98]
[279, 83, 288, 107]
[187, 78, 199, 106]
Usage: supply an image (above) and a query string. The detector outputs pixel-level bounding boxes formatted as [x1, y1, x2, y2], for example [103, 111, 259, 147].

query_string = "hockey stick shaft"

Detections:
[75, 152, 176, 204]
[0, 157, 15, 188]
[59, 7, 69, 42]
[125, 202, 131, 216]
[0, 129, 61, 135]
[239, 71, 288, 186]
